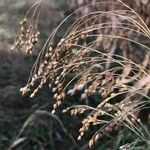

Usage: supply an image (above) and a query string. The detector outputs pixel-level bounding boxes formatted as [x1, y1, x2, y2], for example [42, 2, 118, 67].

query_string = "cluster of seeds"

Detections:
[25, 27, 40, 54]
[78, 114, 99, 141]
[11, 18, 27, 51]
[88, 116, 121, 147]
[12, 1, 42, 54]
[12, 17, 40, 54]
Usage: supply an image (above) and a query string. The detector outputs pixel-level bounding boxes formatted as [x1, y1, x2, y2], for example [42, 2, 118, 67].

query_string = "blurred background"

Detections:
[0, 0, 149, 150]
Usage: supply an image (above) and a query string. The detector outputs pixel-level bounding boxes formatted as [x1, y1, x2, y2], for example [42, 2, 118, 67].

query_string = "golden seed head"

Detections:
[54, 93, 58, 99]
[89, 139, 94, 148]
[36, 31, 40, 36]
[30, 92, 35, 98]
[27, 29, 30, 33]
[11, 45, 15, 51]
[19, 21, 23, 25]
[23, 18, 27, 22]
[94, 134, 99, 142]
[52, 88, 57, 92]
[53, 103, 57, 109]
[54, 80, 59, 85]
[20, 27, 24, 32]
[80, 132, 84, 136]
[78, 136, 81, 140]
[56, 95, 62, 100]
[52, 110, 56, 114]
[58, 83, 62, 88]
[57, 101, 62, 106]
[49, 47, 52, 52]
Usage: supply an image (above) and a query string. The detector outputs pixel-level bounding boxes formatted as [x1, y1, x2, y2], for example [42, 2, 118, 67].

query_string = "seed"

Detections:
[52, 88, 57, 92]
[57, 101, 62, 106]
[94, 134, 99, 142]
[11, 46, 15, 51]
[27, 29, 30, 33]
[23, 18, 27, 23]
[54, 80, 59, 85]
[77, 84, 85, 90]
[54, 93, 58, 99]
[49, 47, 52, 52]
[19, 21, 23, 25]
[81, 93, 87, 100]
[89, 139, 94, 148]
[52, 110, 55, 114]
[67, 89, 75, 96]
[36, 31, 40, 36]
[78, 136, 81, 140]
[53, 103, 57, 109]
[30, 93, 35, 98]
[20, 27, 24, 32]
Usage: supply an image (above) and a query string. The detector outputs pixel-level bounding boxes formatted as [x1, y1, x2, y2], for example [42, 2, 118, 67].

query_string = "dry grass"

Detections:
[13, 0, 150, 148]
